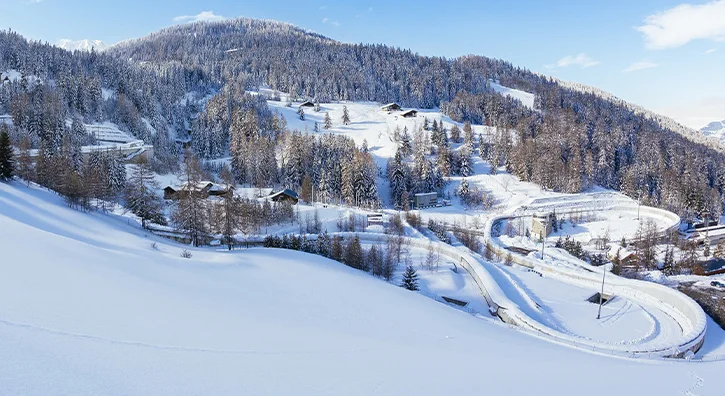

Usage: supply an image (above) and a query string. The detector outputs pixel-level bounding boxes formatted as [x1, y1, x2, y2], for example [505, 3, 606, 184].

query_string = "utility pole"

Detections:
[597, 266, 606, 319]
[637, 192, 641, 220]
[541, 215, 548, 260]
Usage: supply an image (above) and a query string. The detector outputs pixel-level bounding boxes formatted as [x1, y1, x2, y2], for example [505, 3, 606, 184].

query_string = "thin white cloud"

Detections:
[26, 0, 43, 3]
[545, 53, 600, 69]
[319, 5, 327, 10]
[705, 48, 717, 54]
[321, 17, 340, 27]
[173, 11, 227, 24]
[623, 60, 658, 73]
[637, 0, 725, 49]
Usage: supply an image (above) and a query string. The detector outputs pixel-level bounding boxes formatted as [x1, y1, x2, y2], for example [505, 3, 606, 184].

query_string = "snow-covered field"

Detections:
[4, 181, 725, 395]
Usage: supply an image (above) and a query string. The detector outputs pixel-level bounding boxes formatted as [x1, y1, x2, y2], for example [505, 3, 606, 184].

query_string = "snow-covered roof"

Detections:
[380, 103, 401, 110]
[400, 109, 417, 117]
[607, 246, 636, 260]
[268, 188, 299, 199]
[166, 181, 214, 192]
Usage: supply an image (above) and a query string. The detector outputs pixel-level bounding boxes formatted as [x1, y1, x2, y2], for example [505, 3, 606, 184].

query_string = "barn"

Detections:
[299, 101, 315, 108]
[401, 109, 418, 118]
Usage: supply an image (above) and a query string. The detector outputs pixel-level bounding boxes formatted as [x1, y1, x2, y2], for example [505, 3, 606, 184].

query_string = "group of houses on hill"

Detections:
[163, 182, 299, 205]
[380, 102, 417, 118]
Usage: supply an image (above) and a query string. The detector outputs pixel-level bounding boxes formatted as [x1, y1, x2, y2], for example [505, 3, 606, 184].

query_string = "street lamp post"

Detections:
[540, 215, 548, 260]
[597, 266, 606, 319]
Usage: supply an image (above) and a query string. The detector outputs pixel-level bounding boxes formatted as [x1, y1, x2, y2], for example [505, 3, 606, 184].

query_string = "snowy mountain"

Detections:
[56, 39, 109, 52]
[701, 119, 725, 143]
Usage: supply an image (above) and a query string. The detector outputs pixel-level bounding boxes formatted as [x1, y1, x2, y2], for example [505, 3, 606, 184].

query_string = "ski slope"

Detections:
[2, 182, 725, 395]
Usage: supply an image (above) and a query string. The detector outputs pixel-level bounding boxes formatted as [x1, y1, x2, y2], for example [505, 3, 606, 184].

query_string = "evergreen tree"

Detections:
[125, 157, 165, 229]
[459, 148, 473, 177]
[344, 235, 365, 270]
[331, 236, 344, 261]
[401, 264, 419, 291]
[463, 121, 474, 150]
[0, 128, 15, 182]
[342, 105, 351, 125]
[367, 244, 383, 276]
[458, 178, 470, 197]
[399, 127, 412, 157]
[171, 151, 209, 246]
[450, 124, 461, 143]
[324, 112, 332, 129]
[15, 134, 33, 185]
[297, 106, 305, 120]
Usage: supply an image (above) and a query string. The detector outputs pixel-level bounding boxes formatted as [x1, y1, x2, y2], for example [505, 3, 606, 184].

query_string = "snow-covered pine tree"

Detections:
[450, 124, 461, 143]
[297, 106, 305, 120]
[324, 112, 332, 129]
[399, 127, 412, 157]
[458, 178, 470, 197]
[342, 105, 351, 125]
[463, 121, 474, 149]
[401, 264, 419, 291]
[459, 148, 473, 177]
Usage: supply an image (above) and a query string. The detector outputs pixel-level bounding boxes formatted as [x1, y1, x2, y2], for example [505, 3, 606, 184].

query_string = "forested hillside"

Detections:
[109, 18, 725, 217]
[0, 29, 208, 169]
[2, 17, 724, 218]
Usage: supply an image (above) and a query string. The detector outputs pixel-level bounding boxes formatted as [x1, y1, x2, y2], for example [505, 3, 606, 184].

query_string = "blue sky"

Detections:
[4, 0, 725, 128]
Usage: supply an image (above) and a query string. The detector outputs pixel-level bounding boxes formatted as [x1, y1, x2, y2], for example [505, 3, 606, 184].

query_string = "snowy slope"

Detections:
[491, 81, 535, 109]
[56, 39, 109, 52]
[2, 182, 725, 395]
[701, 119, 725, 143]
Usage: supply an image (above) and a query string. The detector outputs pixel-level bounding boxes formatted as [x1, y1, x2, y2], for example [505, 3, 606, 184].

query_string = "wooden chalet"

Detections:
[163, 182, 234, 200]
[298, 100, 315, 108]
[400, 109, 418, 118]
[268, 189, 299, 205]
[380, 103, 402, 112]
[607, 248, 639, 267]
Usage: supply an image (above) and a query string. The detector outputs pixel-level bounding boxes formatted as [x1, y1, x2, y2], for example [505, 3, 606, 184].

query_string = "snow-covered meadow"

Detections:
[3, 181, 725, 395]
